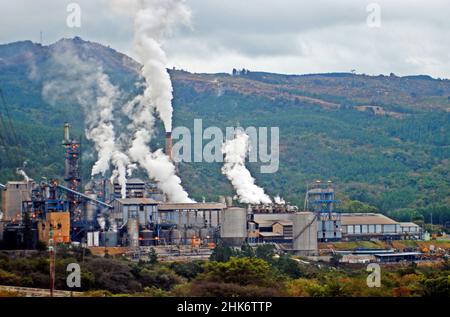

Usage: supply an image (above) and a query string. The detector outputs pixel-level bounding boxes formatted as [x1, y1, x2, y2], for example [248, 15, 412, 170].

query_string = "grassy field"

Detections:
[320, 239, 450, 251]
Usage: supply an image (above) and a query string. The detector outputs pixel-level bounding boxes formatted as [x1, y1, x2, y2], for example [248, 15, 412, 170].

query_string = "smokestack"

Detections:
[165, 131, 173, 160]
[64, 122, 70, 142]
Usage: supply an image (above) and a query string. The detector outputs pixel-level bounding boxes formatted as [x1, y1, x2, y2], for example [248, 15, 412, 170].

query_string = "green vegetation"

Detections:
[0, 245, 449, 297]
[0, 38, 449, 227]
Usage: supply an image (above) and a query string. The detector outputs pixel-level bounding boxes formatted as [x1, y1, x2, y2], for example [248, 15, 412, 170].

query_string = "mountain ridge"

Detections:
[0, 37, 449, 225]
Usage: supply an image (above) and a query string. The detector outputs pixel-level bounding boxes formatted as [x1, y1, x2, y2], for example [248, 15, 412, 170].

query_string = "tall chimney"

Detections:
[63, 122, 70, 142]
[165, 131, 173, 160]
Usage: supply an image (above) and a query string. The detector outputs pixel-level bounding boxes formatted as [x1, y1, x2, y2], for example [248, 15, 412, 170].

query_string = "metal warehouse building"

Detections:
[341, 213, 402, 240]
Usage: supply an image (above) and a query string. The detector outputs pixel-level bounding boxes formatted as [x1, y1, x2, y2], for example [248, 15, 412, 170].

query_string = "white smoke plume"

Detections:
[128, 129, 193, 202]
[41, 42, 130, 198]
[221, 131, 272, 204]
[107, 0, 193, 202]
[16, 168, 30, 182]
[97, 216, 106, 231]
[274, 195, 286, 205]
[127, 163, 138, 177]
[109, 0, 191, 132]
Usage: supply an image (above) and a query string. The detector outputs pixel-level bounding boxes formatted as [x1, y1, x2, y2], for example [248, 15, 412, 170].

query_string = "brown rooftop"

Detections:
[399, 222, 420, 227]
[158, 203, 226, 211]
[115, 198, 159, 205]
[341, 213, 398, 225]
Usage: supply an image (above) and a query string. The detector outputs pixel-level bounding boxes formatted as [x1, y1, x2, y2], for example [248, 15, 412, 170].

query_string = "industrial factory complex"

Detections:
[0, 124, 423, 260]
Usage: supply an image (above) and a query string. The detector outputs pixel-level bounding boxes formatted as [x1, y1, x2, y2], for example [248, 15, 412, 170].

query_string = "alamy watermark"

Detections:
[366, 263, 381, 288]
[366, 3, 382, 28]
[66, 263, 81, 288]
[172, 119, 279, 173]
[66, 3, 82, 28]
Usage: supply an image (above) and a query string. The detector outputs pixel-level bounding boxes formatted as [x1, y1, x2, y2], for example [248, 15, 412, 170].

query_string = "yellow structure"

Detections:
[38, 212, 71, 244]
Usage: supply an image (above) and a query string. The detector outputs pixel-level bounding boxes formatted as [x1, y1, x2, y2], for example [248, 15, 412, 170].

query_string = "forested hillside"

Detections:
[0, 38, 449, 225]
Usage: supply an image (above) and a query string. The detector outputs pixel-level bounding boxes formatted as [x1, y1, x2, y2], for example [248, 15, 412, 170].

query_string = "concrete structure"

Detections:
[220, 207, 247, 246]
[1, 181, 32, 221]
[165, 131, 173, 161]
[38, 212, 71, 244]
[158, 203, 226, 229]
[341, 213, 402, 240]
[127, 218, 139, 248]
[273, 221, 293, 238]
[113, 178, 146, 199]
[112, 198, 159, 228]
[251, 212, 318, 255]
[399, 222, 422, 239]
[292, 212, 318, 255]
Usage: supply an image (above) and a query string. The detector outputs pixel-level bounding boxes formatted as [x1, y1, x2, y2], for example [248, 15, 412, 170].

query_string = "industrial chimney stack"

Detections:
[165, 131, 173, 160]
[63, 122, 70, 142]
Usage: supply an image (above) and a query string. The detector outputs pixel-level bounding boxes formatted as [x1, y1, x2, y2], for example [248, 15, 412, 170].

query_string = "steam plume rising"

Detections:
[109, 0, 193, 202]
[221, 131, 272, 204]
[274, 195, 286, 205]
[110, 0, 190, 132]
[16, 168, 30, 182]
[41, 42, 130, 197]
[129, 130, 193, 203]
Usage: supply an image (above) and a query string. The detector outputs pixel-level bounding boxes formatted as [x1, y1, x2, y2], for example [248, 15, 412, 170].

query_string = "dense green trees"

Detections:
[1, 40, 449, 228]
[1, 248, 449, 297]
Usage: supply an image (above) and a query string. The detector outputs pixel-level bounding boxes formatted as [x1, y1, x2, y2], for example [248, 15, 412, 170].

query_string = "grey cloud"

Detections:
[0, 0, 449, 78]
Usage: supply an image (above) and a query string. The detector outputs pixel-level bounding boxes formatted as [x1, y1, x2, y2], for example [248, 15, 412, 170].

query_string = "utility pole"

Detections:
[49, 229, 55, 297]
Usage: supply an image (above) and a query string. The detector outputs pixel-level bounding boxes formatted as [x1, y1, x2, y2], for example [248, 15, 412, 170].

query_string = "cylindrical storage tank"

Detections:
[140, 229, 153, 246]
[86, 194, 97, 222]
[101, 231, 118, 247]
[185, 228, 196, 244]
[170, 229, 182, 245]
[127, 218, 139, 248]
[292, 212, 318, 256]
[220, 207, 247, 246]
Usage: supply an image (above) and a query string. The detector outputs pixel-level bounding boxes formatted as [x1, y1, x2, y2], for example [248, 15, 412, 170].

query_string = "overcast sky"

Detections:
[1, 0, 449, 78]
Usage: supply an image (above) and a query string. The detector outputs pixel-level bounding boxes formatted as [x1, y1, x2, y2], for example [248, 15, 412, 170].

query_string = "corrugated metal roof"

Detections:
[157, 203, 226, 210]
[115, 198, 159, 205]
[375, 252, 422, 257]
[399, 222, 420, 227]
[341, 213, 397, 225]
[253, 220, 276, 227]
[274, 221, 293, 226]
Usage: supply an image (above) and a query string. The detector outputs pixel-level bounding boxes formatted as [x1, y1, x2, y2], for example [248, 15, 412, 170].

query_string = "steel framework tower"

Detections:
[304, 180, 342, 241]
[62, 123, 81, 216]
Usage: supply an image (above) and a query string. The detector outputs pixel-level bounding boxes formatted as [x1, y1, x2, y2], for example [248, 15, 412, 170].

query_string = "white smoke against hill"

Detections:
[221, 131, 272, 204]
[107, 0, 193, 202]
[16, 168, 30, 182]
[128, 129, 193, 202]
[109, 0, 191, 133]
[274, 195, 286, 205]
[41, 42, 130, 198]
